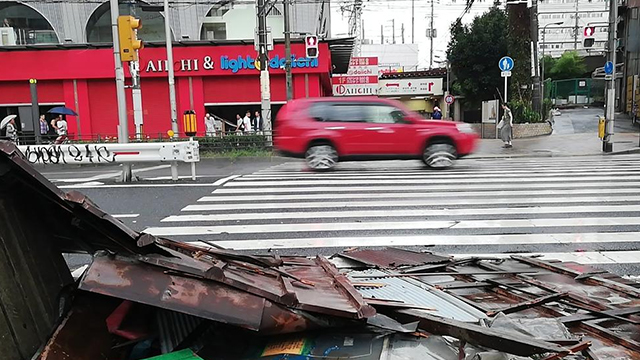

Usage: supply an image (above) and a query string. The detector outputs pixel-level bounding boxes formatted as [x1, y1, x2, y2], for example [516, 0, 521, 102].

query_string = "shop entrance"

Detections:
[205, 104, 284, 133]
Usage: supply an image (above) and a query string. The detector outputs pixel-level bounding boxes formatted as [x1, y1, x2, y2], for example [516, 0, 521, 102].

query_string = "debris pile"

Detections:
[1, 142, 640, 360]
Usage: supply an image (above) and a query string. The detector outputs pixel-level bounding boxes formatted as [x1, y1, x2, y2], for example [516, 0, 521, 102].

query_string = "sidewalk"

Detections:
[471, 113, 640, 158]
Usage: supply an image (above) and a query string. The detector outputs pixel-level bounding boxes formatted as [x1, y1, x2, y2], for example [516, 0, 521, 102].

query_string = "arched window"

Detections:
[0, 2, 58, 45]
[86, 1, 167, 43]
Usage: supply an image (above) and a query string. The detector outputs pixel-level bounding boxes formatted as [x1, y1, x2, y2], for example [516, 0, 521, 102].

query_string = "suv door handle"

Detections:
[366, 127, 394, 133]
[325, 126, 345, 130]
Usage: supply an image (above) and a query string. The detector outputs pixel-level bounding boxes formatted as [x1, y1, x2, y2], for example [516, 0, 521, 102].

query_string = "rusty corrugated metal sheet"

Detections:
[340, 248, 450, 269]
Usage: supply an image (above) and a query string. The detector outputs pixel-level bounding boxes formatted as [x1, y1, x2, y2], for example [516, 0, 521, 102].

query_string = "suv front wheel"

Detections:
[423, 143, 457, 169]
[305, 144, 338, 171]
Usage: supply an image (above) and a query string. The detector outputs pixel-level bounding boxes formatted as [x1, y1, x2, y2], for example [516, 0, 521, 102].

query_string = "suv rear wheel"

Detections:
[423, 143, 457, 169]
[305, 144, 338, 171]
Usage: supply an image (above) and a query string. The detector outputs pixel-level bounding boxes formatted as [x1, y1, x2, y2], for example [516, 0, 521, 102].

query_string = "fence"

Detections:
[545, 78, 606, 106]
[2, 131, 274, 154]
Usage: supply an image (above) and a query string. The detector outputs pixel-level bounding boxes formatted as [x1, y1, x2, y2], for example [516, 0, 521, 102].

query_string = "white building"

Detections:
[360, 44, 420, 72]
[0, 0, 330, 45]
[538, 0, 609, 57]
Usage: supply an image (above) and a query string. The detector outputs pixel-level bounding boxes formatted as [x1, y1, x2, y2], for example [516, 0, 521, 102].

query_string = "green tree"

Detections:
[507, 3, 532, 102]
[446, 8, 508, 105]
[549, 51, 587, 80]
[542, 55, 557, 80]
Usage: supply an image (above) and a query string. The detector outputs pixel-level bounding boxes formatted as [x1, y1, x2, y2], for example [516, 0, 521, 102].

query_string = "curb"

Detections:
[468, 147, 640, 160]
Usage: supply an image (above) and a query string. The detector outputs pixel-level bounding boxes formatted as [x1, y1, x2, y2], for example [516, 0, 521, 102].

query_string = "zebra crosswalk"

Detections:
[143, 155, 640, 273]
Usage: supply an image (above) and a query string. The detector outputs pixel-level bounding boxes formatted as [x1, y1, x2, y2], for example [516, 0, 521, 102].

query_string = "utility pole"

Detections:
[257, 0, 272, 138]
[381, 24, 384, 44]
[164, 0, 179, 180]
[430, 0, 434, 69]
[603, 0, 617, 152]
[411, 0, 415, 44]
[283, 0, 292, 101]
[110, 0, 132, 182]
[574, 0, 579, 50]
[128, 3, 143, 139]
[531, 0, 541, 114]
[392, 19, 395, 44]
[401, 23, 405, 44]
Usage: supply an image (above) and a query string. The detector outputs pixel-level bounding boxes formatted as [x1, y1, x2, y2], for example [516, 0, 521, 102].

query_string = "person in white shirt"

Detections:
[5, 118, 17, 143]
[204, 113, 216, 137]
[54, 115, 68, 144]
[243, 111, 252, 134]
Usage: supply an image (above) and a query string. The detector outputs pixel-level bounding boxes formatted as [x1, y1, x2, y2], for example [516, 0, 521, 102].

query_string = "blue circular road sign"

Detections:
[498, 56, 514, 72]
[604, 61, 614, 75]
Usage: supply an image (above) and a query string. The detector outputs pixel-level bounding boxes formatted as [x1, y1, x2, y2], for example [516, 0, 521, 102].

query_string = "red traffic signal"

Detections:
[305, 35, 318, 59]
[584, 26, 595, 37]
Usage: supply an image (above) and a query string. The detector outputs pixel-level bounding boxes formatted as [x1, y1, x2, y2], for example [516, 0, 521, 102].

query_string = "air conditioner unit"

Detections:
[0, 27, 16, 46]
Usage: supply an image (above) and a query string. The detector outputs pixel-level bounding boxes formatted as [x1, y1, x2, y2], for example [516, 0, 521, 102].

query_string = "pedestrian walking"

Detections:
[39, 114, 50, 139]
[235, 114, 244, 133]
[1, 117, 18, 143]
[432, 106, 443, 120]
[54, 116, 68, 144]
[252, 111, 263, 133]
[498, 103, 513, 148]
[204, 113, 216, 137]
[243, 111, 252, 134]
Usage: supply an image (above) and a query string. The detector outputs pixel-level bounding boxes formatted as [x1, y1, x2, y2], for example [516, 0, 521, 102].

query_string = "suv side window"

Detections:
[366, 104, 407, 124]
[328, 104, 368, 122]
[308, 103, 333, 122]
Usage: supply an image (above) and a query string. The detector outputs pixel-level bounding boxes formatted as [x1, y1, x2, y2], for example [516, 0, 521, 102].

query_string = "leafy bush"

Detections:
[508, 100, 543, 124]
[542, 99, 554, 121]
[194, 134, 272, 153]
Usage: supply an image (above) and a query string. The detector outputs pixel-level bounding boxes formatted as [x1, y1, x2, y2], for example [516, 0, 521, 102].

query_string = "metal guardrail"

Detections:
[15, 140, 200, 180]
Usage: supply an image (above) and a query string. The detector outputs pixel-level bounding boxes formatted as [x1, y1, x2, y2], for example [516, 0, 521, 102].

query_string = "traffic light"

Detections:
[305, 35, 318, 59]
[584, 38, 595, 48]
[118, 15, 143, 62]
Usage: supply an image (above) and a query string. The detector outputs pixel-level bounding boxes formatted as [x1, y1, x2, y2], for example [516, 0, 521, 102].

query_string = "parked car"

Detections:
[274, 97, 478, 170]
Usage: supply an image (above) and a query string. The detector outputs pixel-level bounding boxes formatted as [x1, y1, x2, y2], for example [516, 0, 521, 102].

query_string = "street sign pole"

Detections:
[504, 76, 508, 104]
[603, 0, 617, 153]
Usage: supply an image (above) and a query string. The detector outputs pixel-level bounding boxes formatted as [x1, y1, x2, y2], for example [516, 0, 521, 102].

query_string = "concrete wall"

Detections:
[471, 123, 553, 139]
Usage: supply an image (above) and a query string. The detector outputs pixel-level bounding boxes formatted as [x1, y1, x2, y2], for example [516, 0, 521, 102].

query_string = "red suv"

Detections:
[274, 97, 478, 170]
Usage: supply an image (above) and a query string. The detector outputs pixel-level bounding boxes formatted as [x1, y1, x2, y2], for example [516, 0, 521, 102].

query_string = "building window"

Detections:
[0, 2, 58, 45]
[201, 23, 226, 40]
[86, 1, 168, 43]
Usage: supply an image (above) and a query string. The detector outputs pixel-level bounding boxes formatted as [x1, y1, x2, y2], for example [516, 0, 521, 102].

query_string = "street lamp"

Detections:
[541, 21, 563, 112]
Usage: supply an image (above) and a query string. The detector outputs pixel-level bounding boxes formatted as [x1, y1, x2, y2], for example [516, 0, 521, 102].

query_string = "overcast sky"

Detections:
[329, 0, 497, 68]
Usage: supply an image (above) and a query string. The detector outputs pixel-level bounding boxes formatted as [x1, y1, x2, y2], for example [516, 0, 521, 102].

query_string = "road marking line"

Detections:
[212, 182, 640, 194]
[182, 195, 640, 211]
[59, 183, 220, 189]
[238, 170, 640, 181]
[198, 188, 640, 202]
[144, 216, 640, 236]
[213, 175, 241, 186]
[113, 214, 140, 218]
[453, 251, 640, 265]
[160, 205, 640, 222]
[185, 232, 640, 250]
[223, 176, 640, 187]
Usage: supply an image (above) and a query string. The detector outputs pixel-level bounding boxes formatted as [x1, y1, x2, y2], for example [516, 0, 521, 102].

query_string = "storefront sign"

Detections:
[378, 78, 444, 96]
[346, 57, 379, 76]
[144, 54, 319, 74]
[332, 84, 378, 96]
[221, 55, 318, 73]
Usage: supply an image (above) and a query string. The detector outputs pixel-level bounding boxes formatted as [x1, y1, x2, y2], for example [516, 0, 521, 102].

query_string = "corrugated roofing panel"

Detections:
[348, 269, 486, 323]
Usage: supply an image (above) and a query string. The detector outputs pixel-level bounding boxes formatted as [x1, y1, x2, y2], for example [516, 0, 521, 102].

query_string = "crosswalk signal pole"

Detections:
[257, 0, 272, 142]
[603, 0, 617, 153]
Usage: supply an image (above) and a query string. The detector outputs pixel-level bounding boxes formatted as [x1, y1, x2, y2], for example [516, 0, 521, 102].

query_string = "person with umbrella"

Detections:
[48, 106, 77, 144]
[1, 115, 18, 143]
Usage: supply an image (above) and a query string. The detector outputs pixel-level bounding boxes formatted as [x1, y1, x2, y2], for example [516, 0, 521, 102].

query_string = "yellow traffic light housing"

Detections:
[118, 15, 143, 62]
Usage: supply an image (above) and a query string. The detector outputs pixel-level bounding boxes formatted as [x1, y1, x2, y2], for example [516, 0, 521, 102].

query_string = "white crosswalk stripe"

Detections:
[144, 155, 640, 271]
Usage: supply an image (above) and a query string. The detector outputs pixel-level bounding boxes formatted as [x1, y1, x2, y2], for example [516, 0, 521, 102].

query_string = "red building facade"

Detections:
[0, 42, 333, 139]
